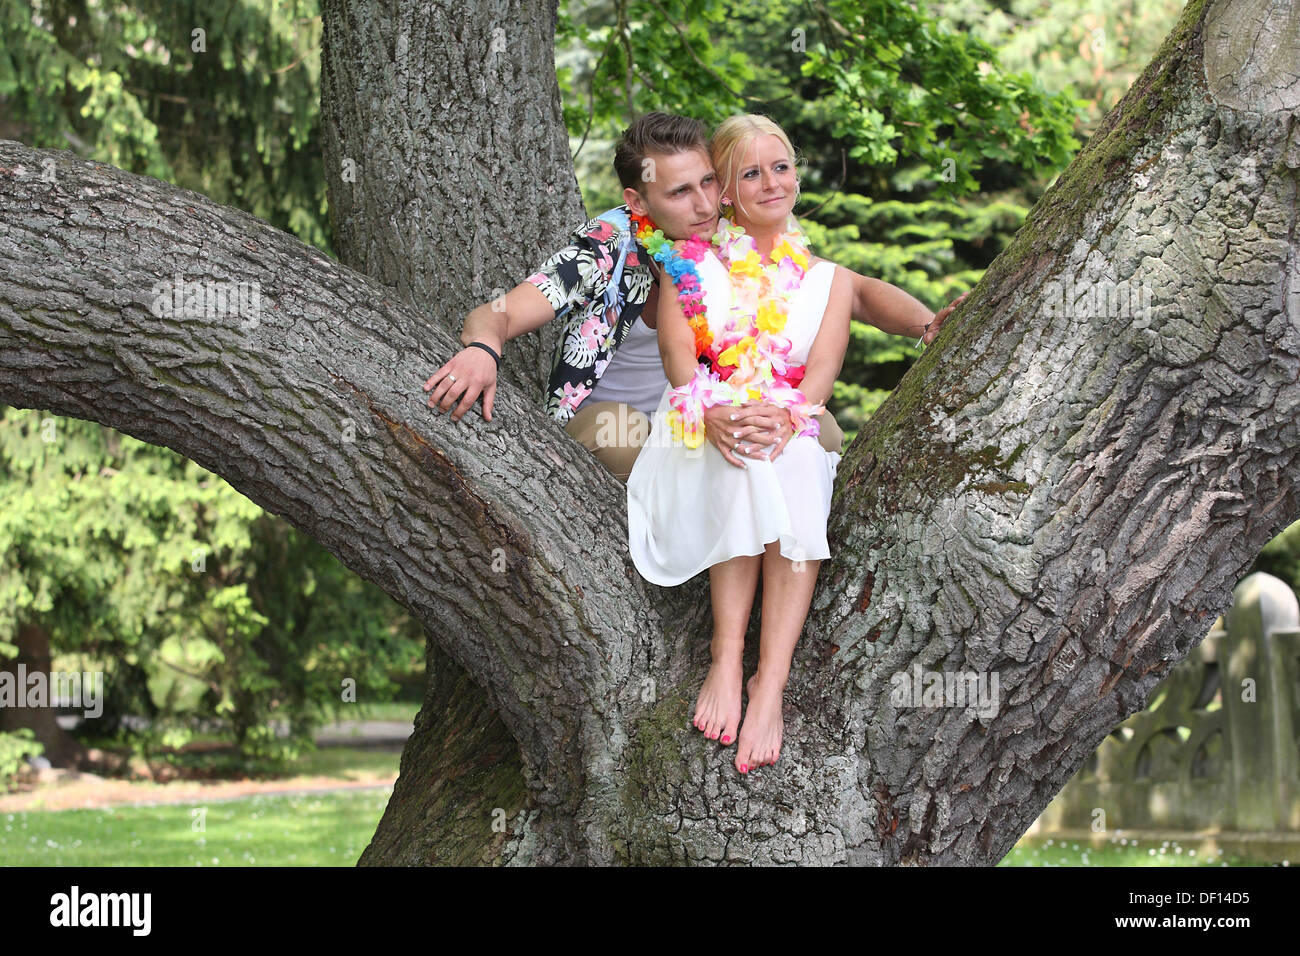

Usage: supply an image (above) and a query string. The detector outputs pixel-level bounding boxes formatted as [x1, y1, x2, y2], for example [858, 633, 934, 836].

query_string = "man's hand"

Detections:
[701, 402, 792, 467]
[921, 290, 970, 345]
[423, 347, 498, 422]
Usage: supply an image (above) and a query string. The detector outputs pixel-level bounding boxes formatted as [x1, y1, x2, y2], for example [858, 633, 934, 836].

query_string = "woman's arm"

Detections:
[798, 264, 853, 410]
[658, 271, 754, 469]
[657, 274, 701, 389]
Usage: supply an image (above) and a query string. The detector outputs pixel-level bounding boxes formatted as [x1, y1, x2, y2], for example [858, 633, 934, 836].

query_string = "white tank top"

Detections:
[587, 311, 668, 417]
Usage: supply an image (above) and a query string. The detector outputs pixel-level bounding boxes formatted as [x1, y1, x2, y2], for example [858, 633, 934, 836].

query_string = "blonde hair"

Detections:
[709, 114, 801, 221]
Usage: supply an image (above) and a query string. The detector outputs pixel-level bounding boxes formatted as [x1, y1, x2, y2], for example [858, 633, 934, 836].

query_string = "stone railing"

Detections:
[1034, 572, 1300, 834]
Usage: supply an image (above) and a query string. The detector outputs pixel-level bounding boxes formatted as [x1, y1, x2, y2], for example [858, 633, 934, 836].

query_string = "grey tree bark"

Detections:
[0, 0, 1296, 864]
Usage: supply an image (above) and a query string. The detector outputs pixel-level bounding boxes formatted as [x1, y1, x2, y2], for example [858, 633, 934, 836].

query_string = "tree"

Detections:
[0, 0, 330, 251]
[1, 0, 1297, 864]
[0, 409, 425, 772]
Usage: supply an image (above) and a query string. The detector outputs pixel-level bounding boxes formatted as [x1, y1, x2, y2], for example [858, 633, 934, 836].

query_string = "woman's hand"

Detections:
[732, 403, 793, 462]
[701, 404, 755, 468]
[701, 402, 792, 466]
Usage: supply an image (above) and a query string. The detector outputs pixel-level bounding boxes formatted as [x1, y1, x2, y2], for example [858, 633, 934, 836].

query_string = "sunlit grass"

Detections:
[1, 789, 392, 866]
[1002, 835, 1287, 866]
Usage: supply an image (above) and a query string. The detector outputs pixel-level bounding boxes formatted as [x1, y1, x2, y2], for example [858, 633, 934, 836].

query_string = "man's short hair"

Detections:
[613, 112, 709, 192]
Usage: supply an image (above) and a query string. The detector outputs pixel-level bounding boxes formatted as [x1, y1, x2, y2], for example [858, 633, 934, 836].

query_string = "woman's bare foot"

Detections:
[692, 656, 743, 746]
[734, 672, 786, 774]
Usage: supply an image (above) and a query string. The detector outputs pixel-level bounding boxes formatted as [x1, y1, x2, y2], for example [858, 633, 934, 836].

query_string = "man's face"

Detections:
[623, 148, 720, 242]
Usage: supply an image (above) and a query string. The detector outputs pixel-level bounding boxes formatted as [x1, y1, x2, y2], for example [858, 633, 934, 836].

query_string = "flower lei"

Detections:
[630, 208, 824, 450]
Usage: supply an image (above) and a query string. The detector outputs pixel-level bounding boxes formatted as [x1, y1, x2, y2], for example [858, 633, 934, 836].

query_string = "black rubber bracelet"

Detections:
[466, 341, 500, 368]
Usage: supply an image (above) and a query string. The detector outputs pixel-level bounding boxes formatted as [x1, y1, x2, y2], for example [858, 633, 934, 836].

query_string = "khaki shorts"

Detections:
[564, 399, 845, 484]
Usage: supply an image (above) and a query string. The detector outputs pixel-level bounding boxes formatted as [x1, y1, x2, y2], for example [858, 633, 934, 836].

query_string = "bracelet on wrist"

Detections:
[466, 341, 501, 368]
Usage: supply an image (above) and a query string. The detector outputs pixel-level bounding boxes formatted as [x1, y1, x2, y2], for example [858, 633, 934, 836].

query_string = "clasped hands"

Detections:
[702, 401, 795, 469]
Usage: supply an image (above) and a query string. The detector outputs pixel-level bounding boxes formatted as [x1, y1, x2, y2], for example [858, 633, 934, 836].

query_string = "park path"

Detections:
[1, 720, 410, 813]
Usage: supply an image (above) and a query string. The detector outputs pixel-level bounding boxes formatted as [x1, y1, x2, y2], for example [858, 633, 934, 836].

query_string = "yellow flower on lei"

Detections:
[666, 409, 704, 449]
[756, 300, 784, 334]
[716, 335, 754, 368]
[770, 237, 810, 270]
[731, 247, 764, 279]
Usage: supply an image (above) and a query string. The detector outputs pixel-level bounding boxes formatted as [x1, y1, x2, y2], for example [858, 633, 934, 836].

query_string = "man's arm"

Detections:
[845, 270, 970, 345]
[427, 213, 624, 421]
[458, 281, 556, 351]
[848, 272, 933, 337]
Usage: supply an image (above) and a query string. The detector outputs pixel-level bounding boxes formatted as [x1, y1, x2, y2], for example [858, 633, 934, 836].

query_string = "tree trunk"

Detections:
[0, 0, 1296, 863]
[319, 0, 581, 401]
[0, 622, 86, 768]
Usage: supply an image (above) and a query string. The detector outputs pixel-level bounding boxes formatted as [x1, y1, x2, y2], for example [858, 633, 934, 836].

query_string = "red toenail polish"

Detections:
[740, 764, 748, 773]
[722, 735, 730, 743]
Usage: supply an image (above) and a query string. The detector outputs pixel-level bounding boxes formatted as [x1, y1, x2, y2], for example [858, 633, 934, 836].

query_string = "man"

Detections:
[423, 111, 966, 480]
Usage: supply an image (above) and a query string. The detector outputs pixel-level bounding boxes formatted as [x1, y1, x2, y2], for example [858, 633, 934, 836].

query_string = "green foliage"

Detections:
[0, 408, 424, 768]
[0, 728, 43, 788]
[0, 0, 330, 253]
[798, 0, 1082, 195]
[1248, 520, 1300, 600]
[932, 0, 1190, 136]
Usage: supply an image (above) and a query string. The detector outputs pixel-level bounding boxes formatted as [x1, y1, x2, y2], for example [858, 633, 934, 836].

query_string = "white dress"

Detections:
[626, 250, 842, 586]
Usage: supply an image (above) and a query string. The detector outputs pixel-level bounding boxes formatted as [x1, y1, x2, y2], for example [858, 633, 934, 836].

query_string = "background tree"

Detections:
[0, 0, 422, 778]
[0, 0, 329, 249]
[0, 408, 424, 776]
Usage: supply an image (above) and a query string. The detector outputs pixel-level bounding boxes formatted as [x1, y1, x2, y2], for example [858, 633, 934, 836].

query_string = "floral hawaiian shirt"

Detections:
[525, 205, 654, 422]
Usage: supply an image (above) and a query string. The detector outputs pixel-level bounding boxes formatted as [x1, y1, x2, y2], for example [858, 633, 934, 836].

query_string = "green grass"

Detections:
[1, 789, 393, 866]
[1001, 836, 1285, 866]
[287, 745, 403, 779]
[348, 701, 420, 722]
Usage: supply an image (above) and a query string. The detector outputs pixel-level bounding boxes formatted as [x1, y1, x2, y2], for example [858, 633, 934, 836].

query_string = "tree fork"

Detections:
[0, 0, 1296, 864]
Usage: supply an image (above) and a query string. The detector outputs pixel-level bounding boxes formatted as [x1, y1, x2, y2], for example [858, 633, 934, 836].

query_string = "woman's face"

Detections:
[729, 134, 797, 230]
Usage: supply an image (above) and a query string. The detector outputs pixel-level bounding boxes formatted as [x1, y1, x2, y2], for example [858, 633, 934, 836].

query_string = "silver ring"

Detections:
[448, 374, 456, 383]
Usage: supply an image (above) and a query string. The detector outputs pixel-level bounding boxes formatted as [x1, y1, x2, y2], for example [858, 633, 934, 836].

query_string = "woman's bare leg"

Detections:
[695, 552, 761, 746]
[734, 540, 820, 774]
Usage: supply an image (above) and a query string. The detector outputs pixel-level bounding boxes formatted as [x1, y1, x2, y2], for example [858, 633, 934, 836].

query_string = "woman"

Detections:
[626, 114, 851, 776]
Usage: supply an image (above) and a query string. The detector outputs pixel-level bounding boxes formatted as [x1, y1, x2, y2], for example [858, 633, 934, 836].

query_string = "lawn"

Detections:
[1000, 836, 1283, 866]
[2, 788, 392, 866]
